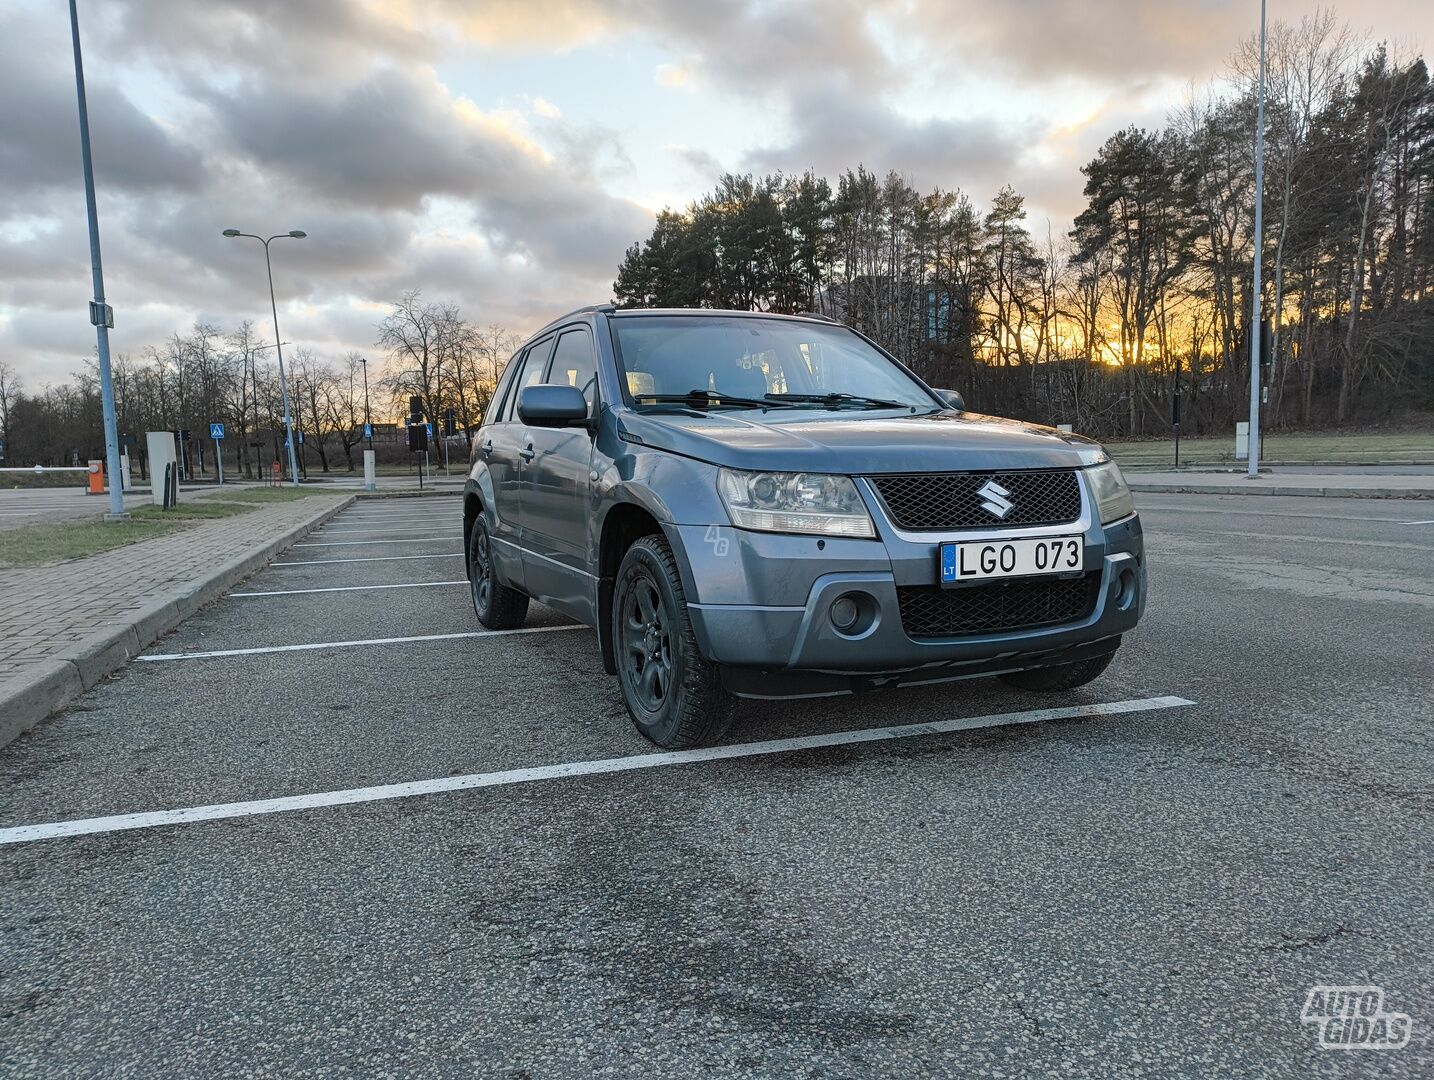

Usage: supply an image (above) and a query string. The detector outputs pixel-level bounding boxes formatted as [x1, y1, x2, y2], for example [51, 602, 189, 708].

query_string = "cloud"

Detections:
[907, 0, 1431, 89]
[107, 0, 434, 85]
[0, 8, 204, 202]
[665, 143, 724, 180]
[744, 86, 1030, 198]
[0, 2, 653, 385]
[200, 62, 650, 274]
[654, 59, 699, 90]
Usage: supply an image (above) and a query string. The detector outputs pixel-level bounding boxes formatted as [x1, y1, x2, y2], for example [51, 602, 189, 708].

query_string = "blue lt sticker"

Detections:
[940, 544, 958, 583]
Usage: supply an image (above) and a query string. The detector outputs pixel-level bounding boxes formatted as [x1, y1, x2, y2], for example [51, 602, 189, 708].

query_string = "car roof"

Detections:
[610, 308, 836, 324]
[518, 305, 840, 352]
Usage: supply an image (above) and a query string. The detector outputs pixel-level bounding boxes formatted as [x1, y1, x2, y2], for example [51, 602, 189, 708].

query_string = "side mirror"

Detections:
[518, 384, 590, 427]
[934, 388, 965, 412]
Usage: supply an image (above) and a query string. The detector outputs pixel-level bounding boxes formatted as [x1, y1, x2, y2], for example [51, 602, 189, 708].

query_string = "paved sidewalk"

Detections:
[1127, 468, 1434, 499]
[0, 493, 352, 748]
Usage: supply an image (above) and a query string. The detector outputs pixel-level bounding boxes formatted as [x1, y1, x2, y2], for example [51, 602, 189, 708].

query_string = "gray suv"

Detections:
[463, 307, 1144, 747]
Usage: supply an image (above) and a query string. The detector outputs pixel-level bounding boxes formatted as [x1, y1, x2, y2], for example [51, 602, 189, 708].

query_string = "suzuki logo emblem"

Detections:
[978, 479, 1015, 519]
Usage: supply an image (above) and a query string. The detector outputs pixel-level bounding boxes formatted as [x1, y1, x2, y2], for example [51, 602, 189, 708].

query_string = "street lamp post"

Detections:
[68, 0, 126, 520]
[1247, 0, 1268, 479]
[223, 229, 305, 486]
[248, 344, 258, 478]
[360, 357, 373, 450]
[360, 357, 376, 492]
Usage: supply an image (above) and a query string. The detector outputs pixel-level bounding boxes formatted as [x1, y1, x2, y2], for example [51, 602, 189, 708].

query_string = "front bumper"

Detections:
[670, 507, 1145, 688]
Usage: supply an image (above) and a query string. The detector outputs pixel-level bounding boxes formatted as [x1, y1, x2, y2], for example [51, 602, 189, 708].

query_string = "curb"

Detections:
[1128, 483, 1434, 500]
[0, 495, 355, 751]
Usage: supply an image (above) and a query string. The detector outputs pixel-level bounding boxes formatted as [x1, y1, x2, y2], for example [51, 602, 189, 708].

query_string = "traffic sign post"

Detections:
[210, 422, 225, 486]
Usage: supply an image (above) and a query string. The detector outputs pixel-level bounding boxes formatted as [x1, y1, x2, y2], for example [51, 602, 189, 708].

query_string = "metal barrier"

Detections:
[0, 465, 91, 489]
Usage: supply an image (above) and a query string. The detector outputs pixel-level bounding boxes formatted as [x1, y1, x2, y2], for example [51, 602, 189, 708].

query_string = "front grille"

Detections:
[897, 573, 1099, 638]
[870, 469, 1081, 530]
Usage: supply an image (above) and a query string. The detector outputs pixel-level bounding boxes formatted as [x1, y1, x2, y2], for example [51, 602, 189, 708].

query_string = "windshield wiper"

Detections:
[634, 389, 795, 410]
[765, 392, 907, 409]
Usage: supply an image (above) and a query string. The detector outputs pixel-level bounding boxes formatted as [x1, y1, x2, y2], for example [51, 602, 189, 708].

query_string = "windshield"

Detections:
[611, 315, 938, 411]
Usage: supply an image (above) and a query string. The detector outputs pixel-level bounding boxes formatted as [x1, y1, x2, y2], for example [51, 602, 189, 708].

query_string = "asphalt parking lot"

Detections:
[0, 485, 152, 530]
[1, 493, 1430, 1077]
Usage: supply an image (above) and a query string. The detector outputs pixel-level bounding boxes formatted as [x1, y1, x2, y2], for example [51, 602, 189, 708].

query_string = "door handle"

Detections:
[519, 444, 535, 462]
[480, 439, 493, 456]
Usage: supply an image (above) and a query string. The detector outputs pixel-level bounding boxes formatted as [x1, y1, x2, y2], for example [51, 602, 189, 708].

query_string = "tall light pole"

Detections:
[1247, 0, 1268, 479]
[223, 229, 305, 485]
[68, 0, 126, 520]
[360, 357, 373, 450]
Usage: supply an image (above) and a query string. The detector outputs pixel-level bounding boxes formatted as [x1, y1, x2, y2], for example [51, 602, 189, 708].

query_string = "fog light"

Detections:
[830, 595, 860, 631]
[1114, 569, 1137, 610]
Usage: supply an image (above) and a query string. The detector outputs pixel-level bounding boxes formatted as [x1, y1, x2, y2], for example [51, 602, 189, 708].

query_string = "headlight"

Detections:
[1085, 460, 1135, 523]
[718, 469, 875, 538]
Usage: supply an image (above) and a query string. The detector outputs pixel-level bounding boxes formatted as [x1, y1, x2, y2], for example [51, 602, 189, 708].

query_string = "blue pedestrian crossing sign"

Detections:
[209, 422, 225, 440]
[363, 422, 373, 438]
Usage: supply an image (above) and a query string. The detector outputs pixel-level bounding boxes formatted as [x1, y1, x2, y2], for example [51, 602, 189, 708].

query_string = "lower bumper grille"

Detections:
[897, 573, 1100, 638]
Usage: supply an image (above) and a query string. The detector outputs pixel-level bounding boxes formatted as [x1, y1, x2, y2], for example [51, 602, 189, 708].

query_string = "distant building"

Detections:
[351, 422, 402, 445]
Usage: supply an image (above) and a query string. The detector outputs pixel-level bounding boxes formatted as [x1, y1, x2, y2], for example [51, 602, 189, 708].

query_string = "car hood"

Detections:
[616, 408, 1106, 474]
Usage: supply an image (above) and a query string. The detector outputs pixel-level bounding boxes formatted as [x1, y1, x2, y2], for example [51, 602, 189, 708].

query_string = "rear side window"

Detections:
[549, 328, 598, 406]
[502, 338, 553, 421]
[486, 351, 524, 426]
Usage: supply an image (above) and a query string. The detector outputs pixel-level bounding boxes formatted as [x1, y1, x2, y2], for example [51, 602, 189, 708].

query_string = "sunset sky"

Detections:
[2, 0, 1431, 385]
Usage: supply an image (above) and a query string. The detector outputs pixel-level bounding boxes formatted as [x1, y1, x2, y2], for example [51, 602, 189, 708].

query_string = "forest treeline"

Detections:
[614, 15, 1434, 436]
[0, 295, 517, 474]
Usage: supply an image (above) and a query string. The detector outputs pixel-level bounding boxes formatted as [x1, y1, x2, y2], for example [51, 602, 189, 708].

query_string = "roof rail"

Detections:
[797, 311, 838, 323]
[526, 303, 617, 340]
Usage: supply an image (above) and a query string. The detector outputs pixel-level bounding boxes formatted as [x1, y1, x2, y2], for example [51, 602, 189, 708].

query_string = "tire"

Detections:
[998, 650, 1116, 692]
[468, 517, 529, 630]
[612, 534, 735, 748]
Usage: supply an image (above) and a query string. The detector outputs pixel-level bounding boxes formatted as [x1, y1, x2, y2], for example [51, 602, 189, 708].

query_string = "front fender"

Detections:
[592, 447, 725, 676]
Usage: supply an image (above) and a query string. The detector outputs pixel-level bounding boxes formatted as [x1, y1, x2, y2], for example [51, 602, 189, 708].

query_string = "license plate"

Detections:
[939, 536, 1082, 584]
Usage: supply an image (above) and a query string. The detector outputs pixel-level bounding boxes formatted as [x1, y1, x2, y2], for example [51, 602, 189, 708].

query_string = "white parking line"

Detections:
[315, 528, 453, 537]
[335, 513, 455, 520]
[332, 518, 455, 526]
[1398, 519, 1434, 526]
[329, 513, 456, 520]
[332, 512, 455, 518]
[1140, 504, 1392, 524]
[295, 536, 463, 547]
[135, 624, 585, 661]
[1174, 529, 1434, 553]
[232, 580, 468, 598]
[324, 523, 454, 532]
[273, 553, 465, 567]
[0, 696, 1195, 845]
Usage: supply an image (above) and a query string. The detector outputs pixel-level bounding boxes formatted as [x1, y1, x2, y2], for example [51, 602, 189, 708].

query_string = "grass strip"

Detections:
[0, 501, 264, 568]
